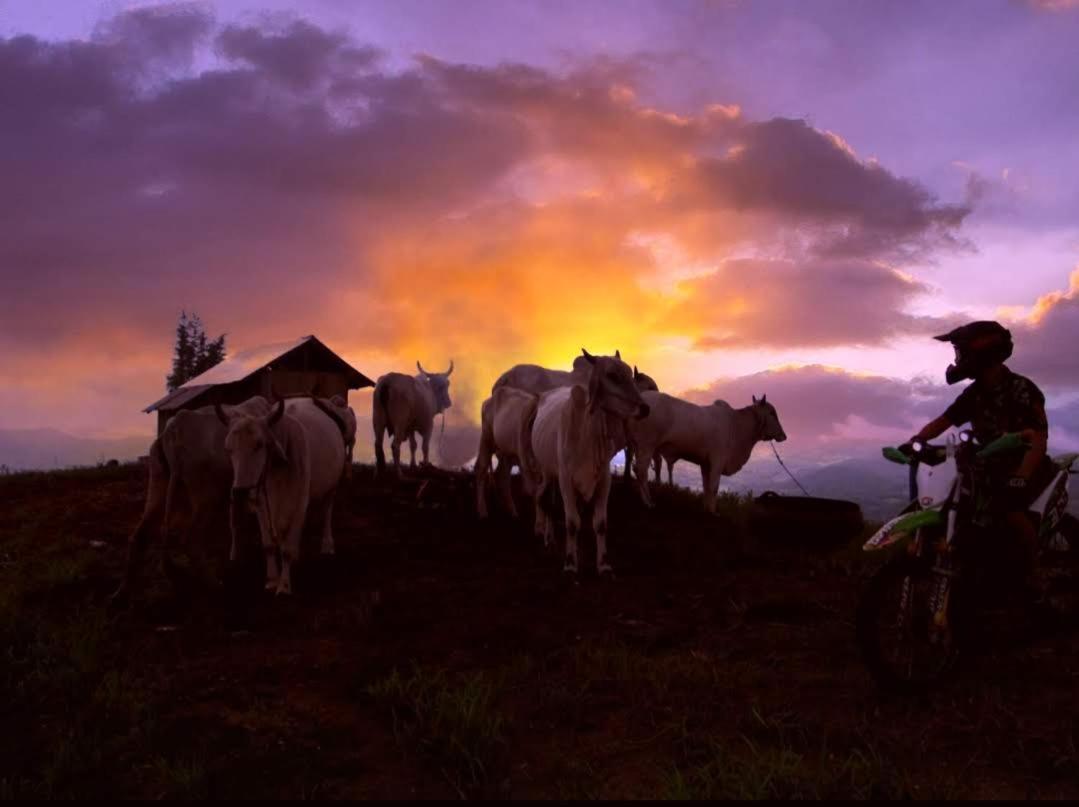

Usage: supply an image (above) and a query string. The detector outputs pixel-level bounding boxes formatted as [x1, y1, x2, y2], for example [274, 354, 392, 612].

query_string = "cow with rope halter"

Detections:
[530, 349, 651, 576]
[216, 395, 350, 595]
[627, 392, 788, 514]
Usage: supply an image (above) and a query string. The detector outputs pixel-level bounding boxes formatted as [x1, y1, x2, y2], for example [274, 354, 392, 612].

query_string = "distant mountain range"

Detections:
[616, 448, 913, 521]
[4, 427, 1072, 523]
[0, 429, 152, 471]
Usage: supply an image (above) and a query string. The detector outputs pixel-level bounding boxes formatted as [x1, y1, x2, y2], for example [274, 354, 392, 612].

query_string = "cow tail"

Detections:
[117, 436, 168, 597]
[377, 381, 394, 438]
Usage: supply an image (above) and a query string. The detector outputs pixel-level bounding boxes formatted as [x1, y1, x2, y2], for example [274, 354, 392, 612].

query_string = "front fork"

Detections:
[929, 507, 960, 638]
[900, 509, 959, 641]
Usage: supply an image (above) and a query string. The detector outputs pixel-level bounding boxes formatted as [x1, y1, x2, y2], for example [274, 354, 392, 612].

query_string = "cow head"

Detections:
[417, 360, 454, 414]
[581, 348, 650, 419]
[632, 365, 659, 392]
[751, 394, 787, 442]
[216, 399, 288, 508]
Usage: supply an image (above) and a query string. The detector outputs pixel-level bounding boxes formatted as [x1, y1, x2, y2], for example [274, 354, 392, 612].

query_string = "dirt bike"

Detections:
[856, 429, 1079, 693]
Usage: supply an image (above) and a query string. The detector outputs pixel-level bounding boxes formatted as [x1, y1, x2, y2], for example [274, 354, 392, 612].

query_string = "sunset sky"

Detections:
[2, 0, 1079, 460]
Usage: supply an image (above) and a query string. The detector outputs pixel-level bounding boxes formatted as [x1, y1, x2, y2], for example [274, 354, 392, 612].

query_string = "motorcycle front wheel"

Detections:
[856, 554, 967, 694]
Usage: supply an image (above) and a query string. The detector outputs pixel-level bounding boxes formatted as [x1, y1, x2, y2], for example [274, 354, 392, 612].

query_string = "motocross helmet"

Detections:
[933, 320, 1013, 385]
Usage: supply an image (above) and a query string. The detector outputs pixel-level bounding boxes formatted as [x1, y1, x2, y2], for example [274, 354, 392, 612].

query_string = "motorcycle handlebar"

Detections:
[881, 431, 1030, 465]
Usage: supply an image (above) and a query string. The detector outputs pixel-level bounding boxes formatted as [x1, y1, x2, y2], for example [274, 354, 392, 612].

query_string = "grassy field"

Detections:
[1, 463, 1078, 799]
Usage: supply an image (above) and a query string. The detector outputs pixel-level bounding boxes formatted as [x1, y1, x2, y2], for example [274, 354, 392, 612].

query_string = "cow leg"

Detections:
[634, 449, 655, 508]
[156, 466, 187, 586]
[495, 458, 518, 518]
[667, 458, 675, 486]
[408, 434, 417, 469]
[533, 475, 552, 548]
[593, 471, 614, 577]
[374, 424, 387, 476]
[319, 497, 335, 555]
[708, 468, 722, 515]
[228, 500, 239, 563]
[701, 460, 720, 514]
[420, 426, 432, 467]
[185, 501, 223, 587]
[624, 444, 634, 480]
[264, 548, 280, 591]
[558, 475, 580, 575]
[277, 518, 305, 596]
[475, 452, 491, 521]
[390, 435, 404, 479]
[652, 454, 662, 483]
[256, 509, 280, 591]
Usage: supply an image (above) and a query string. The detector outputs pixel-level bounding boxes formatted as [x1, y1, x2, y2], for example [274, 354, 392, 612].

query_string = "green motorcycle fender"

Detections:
[863, 509, 945, 551]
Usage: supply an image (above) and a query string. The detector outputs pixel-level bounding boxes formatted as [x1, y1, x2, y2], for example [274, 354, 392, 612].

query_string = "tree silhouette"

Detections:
[166, 311, 227, 391]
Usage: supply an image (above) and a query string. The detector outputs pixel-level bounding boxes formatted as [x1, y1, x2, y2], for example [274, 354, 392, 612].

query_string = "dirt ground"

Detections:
[2, 463, 1078, 799]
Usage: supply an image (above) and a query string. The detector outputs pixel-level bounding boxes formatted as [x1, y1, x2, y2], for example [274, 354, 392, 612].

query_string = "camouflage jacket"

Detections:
[943, 367, 1048, 445]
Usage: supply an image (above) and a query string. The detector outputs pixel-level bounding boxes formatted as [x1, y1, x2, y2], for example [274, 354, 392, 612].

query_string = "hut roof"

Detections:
[144, 335, 373, 413]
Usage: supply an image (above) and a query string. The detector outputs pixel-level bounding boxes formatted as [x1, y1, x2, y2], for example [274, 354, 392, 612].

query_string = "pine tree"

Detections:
[166, 311, 193, 391]
[204, 334, 227, 371]
[165, 311, 227, 391]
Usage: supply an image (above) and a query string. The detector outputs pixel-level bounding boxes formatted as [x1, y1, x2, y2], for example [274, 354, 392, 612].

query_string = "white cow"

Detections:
[112, 396, 272, 604]
[217, 397, 346, 595]
[491, 355, 590, 395]
[629, 392, 787, 513]
[372, 361, 453, 477]
[494, 352, 656, 485]
[475, 386, 540, 519]
[531, 350, 650, 575]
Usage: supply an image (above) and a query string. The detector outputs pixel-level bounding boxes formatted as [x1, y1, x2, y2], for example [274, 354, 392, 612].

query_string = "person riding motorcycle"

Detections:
[908, 320, 1055, 599]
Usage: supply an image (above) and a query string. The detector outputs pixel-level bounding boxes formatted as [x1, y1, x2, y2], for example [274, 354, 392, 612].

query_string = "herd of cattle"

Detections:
[112, 351, 786, 600]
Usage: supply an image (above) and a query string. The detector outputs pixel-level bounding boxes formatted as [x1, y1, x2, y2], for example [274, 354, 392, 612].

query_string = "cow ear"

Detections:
[267, 399, 286, 426]
[215, 403, 231, 425]
[752, 395, 758, 405]
[761, 394, 767, 405]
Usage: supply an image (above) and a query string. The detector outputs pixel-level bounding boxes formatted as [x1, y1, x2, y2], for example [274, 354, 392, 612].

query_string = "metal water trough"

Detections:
[748, 490, 865, 549]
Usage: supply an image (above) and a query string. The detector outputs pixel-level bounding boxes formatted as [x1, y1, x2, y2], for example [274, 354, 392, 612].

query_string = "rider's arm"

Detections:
[1014, 429, 1048, 479]
[1014, 401, 1049, 480]
[911, 414, 952, 443]
[1011, 381, 1050, 480]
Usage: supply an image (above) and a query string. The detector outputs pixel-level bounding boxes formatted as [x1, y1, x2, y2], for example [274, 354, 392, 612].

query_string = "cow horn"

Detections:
[215, 403, 229, 425]
[633, 365, 639, 379]
[761, 394, 767, 405]
[615, 349, 621, 360]
[752, 395, 758, 405]
[416, 361, 428, 376]
[267, 399, 286, 426]
[581, 348, 596, 364]
[445, 359, 454, 377]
